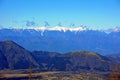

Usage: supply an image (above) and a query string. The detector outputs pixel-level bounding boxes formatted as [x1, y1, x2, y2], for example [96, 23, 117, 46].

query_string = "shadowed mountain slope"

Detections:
[0, 40, 39, 69]
[107, 53, 120, 64]
[32, 50, 113, 71]
[0, 40, 116, 72]
[63, 51, 112, 71]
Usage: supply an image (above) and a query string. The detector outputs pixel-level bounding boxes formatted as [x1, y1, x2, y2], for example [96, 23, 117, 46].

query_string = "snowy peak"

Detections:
[113, 27, 120, 32]
[10, 26, 87, 32]
[1, 26, 120, 33]
[0, 27, 120, 54]
[48, 26, 68, 32]
[33, 26, 88, 32]
[105, 27, 120, 33]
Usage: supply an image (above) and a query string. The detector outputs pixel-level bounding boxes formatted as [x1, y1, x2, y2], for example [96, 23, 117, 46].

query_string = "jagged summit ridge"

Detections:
[1, 26, 120, 33]
[11, 26, 88, 32]
[0, 26, 88, 36]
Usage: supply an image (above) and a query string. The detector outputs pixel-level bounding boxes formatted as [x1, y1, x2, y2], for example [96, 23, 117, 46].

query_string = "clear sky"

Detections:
[0, 0, 120, 29]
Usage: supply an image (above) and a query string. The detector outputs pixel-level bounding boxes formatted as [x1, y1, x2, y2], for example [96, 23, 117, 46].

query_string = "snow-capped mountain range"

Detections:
[0, 26, 120, 54]
[33, 26, 88, 32]
[5, 26, 120, 32]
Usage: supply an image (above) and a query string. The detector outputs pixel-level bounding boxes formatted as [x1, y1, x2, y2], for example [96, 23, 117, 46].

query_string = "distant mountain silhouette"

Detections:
[0, 40, 39, 70]
[0, 29, 120, 54]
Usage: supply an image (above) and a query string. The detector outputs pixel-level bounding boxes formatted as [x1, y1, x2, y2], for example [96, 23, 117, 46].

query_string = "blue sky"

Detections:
[0, 0, 120, 29]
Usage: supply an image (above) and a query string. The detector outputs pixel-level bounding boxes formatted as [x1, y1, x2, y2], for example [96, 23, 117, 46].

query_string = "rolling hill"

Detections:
[32, 50, 113, 71]
[63, 51, 112, 71]
[0, 40, 116, 72]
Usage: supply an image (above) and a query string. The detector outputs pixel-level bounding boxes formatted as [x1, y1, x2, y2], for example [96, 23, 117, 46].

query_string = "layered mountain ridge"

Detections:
[0, 40, 116, 72]
[0, 28, 120, 54]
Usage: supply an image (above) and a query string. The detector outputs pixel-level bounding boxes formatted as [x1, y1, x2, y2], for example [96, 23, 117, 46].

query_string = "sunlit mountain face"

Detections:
[0, 26, 120, 55]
